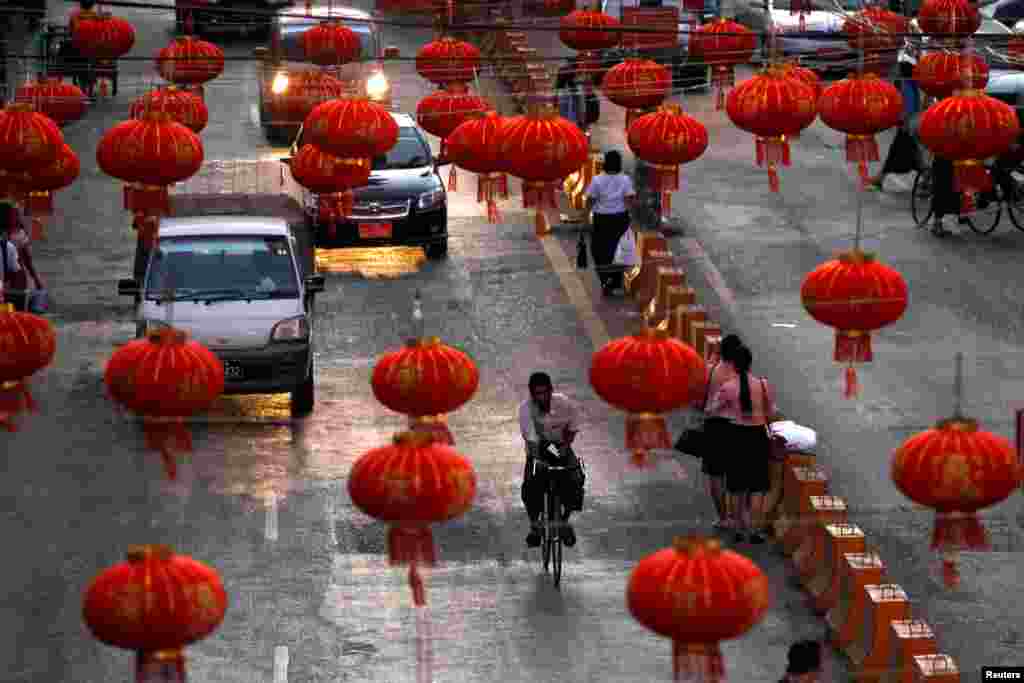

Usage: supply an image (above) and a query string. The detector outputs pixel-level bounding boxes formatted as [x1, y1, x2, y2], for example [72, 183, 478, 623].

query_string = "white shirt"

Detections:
[586, 172, 635, 215]
[519, 393, 580, 445]
[0, 239, 20, 287]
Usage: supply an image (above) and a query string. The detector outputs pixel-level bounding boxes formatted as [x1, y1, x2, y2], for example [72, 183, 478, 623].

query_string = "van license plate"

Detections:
[224, 362, 244, 380]
[359, 222, 393, 239]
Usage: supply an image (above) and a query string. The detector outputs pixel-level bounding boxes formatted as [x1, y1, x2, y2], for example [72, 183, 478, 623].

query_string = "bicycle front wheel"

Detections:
[911, 170, 934, 226]
[541, 509, 550, 573]
[966, 187, 1001, 235]
[549, 492, 563, 588]
[1005, 178, 1024, 232]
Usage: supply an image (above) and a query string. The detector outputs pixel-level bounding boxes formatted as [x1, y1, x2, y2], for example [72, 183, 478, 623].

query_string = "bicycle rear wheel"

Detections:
[911, 170, 934, 226]
[1005, 178, 1024, 232]
[966, 187, 1001, 235]
[541, 508, 550, 573]
[549, 491, 563, 588]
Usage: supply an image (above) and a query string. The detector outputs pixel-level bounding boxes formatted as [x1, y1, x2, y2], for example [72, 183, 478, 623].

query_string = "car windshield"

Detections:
[279, 25, 374, 63]
[371, 132, 431, 170]
[145, 236, 299, 301]
[771, 0, 863, 9]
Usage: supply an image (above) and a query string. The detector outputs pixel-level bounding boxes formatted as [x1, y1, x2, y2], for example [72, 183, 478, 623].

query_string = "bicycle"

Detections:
[911, 159, 1024, 235]
[532, 455, 584, 589]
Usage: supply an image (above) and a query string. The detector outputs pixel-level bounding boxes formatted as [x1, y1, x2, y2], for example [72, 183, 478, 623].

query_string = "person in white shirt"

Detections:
[585, 150, 635, 295]
[519, 372, 584, 548]
[0, 203, 23, 305]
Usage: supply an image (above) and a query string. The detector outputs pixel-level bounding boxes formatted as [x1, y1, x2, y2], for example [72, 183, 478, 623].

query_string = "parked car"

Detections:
[735, 0, 864, 72]
[287, 112, 449, 258]
[175, 0, 293, 36]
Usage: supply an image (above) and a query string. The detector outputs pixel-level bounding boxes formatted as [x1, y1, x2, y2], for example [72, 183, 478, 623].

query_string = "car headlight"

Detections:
[271, 315, 309, 342]
[366, 72, 389, 100]
[271, 72, 289, 94]
[418, 188, 444, 210]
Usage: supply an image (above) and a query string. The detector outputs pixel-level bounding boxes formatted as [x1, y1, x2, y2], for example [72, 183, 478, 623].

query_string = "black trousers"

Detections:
[521, 457, 584, 522]
[590, 211, 630, 290]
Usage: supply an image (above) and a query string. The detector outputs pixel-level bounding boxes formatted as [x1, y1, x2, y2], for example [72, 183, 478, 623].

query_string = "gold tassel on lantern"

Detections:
[711, 66, 735, 111]
[477, 173, 503, 223]
[755, 135, 790, 192]
[626, 412, 670, 468]
[523, 180, 558, 237]
[673, 642, 725, 683]
[846, 134, 879, 186]
[408, 414, 454, 444]
[835, 329, 871, 398]
[953, 160, 991, 213]
[931, 510, 989, 588]
[25, 191, 54, 240]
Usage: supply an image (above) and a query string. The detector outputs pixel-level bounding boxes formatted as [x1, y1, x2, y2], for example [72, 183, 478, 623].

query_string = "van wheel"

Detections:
[426, 236, 448, 260]
[291, 358, 315, 418]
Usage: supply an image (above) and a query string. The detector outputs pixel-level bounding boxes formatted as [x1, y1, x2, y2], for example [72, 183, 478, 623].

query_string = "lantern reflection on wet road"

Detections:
[315, 246, 427, 277]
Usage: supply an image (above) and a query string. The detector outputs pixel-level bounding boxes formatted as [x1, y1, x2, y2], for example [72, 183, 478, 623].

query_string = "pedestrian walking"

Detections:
[0, 202, 25, 308]
[868, 19, 922, 190]
[779, 640, 822, 682]
[4, 213, 44, 312]
[706, 344, 776, 544]
[585, 150, 635, 295]
[696, 333, 744, 530]
[929, 156, 965, 236]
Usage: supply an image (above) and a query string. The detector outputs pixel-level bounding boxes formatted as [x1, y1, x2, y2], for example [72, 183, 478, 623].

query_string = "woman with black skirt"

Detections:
[585, 150, 635, 295]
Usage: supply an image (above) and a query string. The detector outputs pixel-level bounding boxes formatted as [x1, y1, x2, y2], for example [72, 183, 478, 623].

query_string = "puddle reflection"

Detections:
[315, 246, 426, 277]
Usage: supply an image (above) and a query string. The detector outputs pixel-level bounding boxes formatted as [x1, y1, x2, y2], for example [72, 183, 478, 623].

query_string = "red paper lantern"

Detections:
[416, 37, 481, 86]
[688, 19, 757, 110]
[289, 144, 370, 228]
[22, 142, 79, 240]
[913, 51, 989, 100]
[303, 97, 399, 160]
[130, 86, 209, 133]
[725, 66, 817, 192]
[781, 61, 822, 102]
[601, 58, 672, 128]
[301, 20, 361, 66]
[156, 36, 225, 85]
[348, 431, 476, 605]
[72, 10, 136, 60]
[83, 544, 227, 681]
[628, 537, 770, 682]
[559, 9, 621, 52]
[590, 327, 706, 465]
[14, 77, 87, 126]
[498, 105, 589, 235]
[447, 110, 510, 222]
[918, 0, 980, 38]
[892, 415, 1021, 587]
[416, 84, 489, 190]
[104, 327, 224, 479]
[0, 306, 56, 431]
[266, 70, 346, 125]
[843, 6, 909, 53]
[919, 89, 1020, 204]
[371, 336, 479, 443]
[800, 249, 908, 398]
[627, 103, 708, 217]
[525, 0, 576, 17]
[819, 73, 903, 182]
[0, 103, 63, 174]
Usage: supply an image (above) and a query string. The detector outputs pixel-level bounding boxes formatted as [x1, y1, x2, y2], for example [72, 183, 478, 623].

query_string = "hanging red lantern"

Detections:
[416, 83, 489, 190]
[800, 249, 908, 398]
[525, 0, 576, 17]
[0, 306, 56, 431]
[627, 103, 708, 217]
[0, 103, 63, 174]
[301, 20, 362, 66]
[819, 73, 903, 183]
[601, 58, 672, 129]
[447, 110, 509, 223]
[348, 431, 476, 605]
[415, 37, 481, 86]
[14, 77, 87, 126]
[688, 19, 757, 110]
[303, 97, 399, 160]
[97, 111, 204, 247]
[919, 89, 1020, 207]
[266, 70, 346, 126]
[156, 35, 225, 85]
[892, 412, 1022, 588]
[371, 336, 480, 444]
[590, 327, 706, 466]
[288, 144, 371, 232]
[104, 327, 224, 479]
[22, 142, 79, 241]
[628, 537, 770, 682]
[498, 105, 589, 236]
[72, 10, 136, 60]
[842, 6, 909, 72]
[913, 51, 989, 100]
[725, 66, 817, 192]
[559, 8, 621, 51]
[130, 86, 209, 133]
[918, 0, 980, 39]
[83, 544, 227, 682]
[781, 61, 822, 102]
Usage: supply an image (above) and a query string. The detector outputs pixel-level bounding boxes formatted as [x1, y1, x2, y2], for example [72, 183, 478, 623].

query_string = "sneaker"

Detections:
[526, 527, 542, 548]
[560, 523, 576, 547]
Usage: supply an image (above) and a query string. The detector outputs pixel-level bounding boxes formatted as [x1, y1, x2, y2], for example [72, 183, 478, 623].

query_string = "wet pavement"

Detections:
[3, 1, 1023, 681]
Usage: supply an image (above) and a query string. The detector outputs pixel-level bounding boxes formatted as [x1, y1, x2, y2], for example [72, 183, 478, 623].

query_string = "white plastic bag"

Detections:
[769, 420, 817, 453]
[613, 228, 638, 266]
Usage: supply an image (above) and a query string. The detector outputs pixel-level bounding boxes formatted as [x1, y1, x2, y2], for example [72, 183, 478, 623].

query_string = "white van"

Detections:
[117, 216, 325, 417]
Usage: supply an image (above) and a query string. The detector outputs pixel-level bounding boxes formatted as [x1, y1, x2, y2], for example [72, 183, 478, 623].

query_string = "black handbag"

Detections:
[673, 362, 720, 458]
[576, 230, 588, 269]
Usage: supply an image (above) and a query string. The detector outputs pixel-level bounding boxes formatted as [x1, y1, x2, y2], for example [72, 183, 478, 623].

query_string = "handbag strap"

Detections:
[701, 362, 721, 411]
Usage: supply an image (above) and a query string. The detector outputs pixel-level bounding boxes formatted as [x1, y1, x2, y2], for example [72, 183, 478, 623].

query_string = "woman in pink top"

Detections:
[695, 334, 742, 528]
[706, 345, 776, 543]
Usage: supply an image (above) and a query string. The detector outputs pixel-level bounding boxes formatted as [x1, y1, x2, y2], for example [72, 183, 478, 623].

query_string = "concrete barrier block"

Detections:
[779, 466, 829, 556]
[765, 452, 817, 530]
[669, 304, 706, 345]
[647, 267, 686, 323]
[793, 496, 848, 581]
[690, 321, 721, 358]
[655, 286, 696, 333]
[827, 552, 886, 651]
[911, 655, 959, 683]
[808, 523, 866, 614]
[631, 249, 673, 310]
[882, 620, 938, 683]
[847, 584, 911, 681]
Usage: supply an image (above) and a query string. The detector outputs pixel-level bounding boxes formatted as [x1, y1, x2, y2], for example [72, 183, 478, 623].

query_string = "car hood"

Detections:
[140, 300, 304, 350]
[771, 9, 846, 32]
[351, 167, 443, 201]
[986, 69, 1024, 96]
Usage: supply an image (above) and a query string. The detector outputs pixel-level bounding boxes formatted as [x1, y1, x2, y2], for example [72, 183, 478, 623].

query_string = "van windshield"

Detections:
[279, 24, 374, 63]
[146, 236, 299, 301]
[372, 133, 432, 170]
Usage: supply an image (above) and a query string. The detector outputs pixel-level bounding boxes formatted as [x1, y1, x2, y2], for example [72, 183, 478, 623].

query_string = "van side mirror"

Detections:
[305, 274, 325, 293]
[118, 278, 139, 297]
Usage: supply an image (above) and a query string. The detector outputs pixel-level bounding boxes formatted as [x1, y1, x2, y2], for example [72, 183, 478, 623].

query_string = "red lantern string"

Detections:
[408, 414, 455, 444]
[712, 66, 734, 111]
[142, 416, 193, 480]
[673, 642, 725, 683]
[0, 380, 33, 431]
[523, 180, 559, 236]
[476, 173, 503, 223]
[755, 136, 790, 192]
[846, 134, 879, 185]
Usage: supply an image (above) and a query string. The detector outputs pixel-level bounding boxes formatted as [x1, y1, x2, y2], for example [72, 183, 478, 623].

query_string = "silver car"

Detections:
[734, 0, 864, 72]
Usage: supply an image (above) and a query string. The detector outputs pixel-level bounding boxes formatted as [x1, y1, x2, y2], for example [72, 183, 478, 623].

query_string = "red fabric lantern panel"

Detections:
[23, 142, 79, 240]
[628, 537, 770, 682]
[913, 51, 989, 100]
[590, 328, 706, 465]
[447, 110, 509, 222]
[843, 6, 909, 53]
[0, 103, 63, 174]
[348, 432, 476, 605]
[72, 10, 136, 60]
[415, 84, 489, 190]
[601, 58, 672, 127]
[104, 328, 224, 479]
[819, 73, 903, 182]
[14, 77, 87, 126]
[689, 19, 757, 110]
[559, 9, 621, 52]
[288, 145, 370, 227]
[800, 249, 908, 397]
[892, 416, 1021, 586]
[627, 103, 708, 216]
[371, 336, 479, 443]
[0, 307, 56, 430]
[156, 36, 225, 85]
[782, 62, 822, 102]
[725, 66, 817, 192]
[130, 86, 209, 133]
[416, 38, 481, 86]
[301, 20, 361, 66]
[918, 0, 981, 38]
[266, 70, 346, 126]
[304, 97, 399, 160]
[83, 544, 227, 681]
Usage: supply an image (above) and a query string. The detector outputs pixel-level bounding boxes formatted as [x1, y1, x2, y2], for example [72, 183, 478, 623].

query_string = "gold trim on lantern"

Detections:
[660, 102, 684, 116]
[953, 159, 984, 168]
[126, 544, 174, 561]
[150, 649, 184, 662]
[840, 329, 866, 338]
[838, 249, 875, 264]
[5, 102, 35, 113]
[672, 535, 721, 554]
[526, 103, 558, 119]
[405, 336, 441, 347]
[1, 380, 19, 390]
[1, 303, 14, 313]
[147, 327, 188, 344]
[636, 327, 670, 340]
[393, 430, 441, 447]
[412, 414, 448, 425]
[935, 416, 979, 432]
[139, 110, 175, 123]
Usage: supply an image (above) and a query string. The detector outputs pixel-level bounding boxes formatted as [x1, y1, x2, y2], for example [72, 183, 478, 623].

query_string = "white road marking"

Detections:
[539, 234, 610, 348]
[772, 323, 798, 328]
[273, 646, 289, 683]
[250, 103, 261, 129]
[265, 493, 279, 541]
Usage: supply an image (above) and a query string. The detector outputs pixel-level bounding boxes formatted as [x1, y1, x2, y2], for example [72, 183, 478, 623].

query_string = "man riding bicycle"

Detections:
[519, 372, 584, 548]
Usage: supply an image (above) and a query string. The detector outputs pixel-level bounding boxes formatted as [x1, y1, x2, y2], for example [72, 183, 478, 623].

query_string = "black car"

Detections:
[175, 0, 293, 36]
[288, 112, 449, 259]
